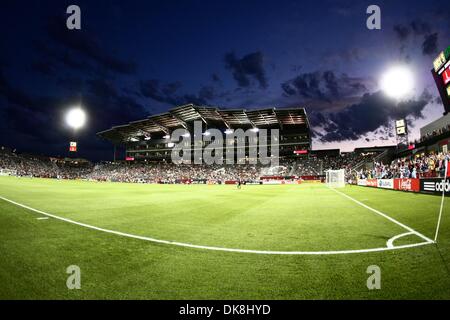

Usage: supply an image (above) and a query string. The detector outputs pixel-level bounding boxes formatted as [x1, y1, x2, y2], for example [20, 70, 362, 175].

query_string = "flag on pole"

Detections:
[435, 157, 448, 242]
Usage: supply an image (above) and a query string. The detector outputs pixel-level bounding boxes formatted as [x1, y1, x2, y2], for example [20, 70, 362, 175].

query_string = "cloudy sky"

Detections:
[0, 0, 448, 160]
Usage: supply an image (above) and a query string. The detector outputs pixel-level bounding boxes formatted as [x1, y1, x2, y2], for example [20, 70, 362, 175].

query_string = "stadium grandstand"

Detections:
[4, 144, 449, 183]
[0, 145, 387, 185]
[97, 104, 311, 161]
[2, 103, 450, 185]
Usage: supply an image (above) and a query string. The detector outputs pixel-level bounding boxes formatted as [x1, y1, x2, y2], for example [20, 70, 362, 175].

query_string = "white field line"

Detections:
[0, 195, 433, 255]
[36, 217, 49, 220]
[329, 187, 434, 244]
[386, 232, 414, 248]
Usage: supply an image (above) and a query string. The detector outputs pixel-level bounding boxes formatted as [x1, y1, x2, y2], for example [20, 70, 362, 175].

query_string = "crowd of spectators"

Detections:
[0, 151, 60, 178]
[0, 148, 92, 179]
[293, 157, 320, 176]
[86, 162, 265, 183]
[293, 152, 378, 176]
[0, 149, 289, 183]
[357, 152, 450, 179]
[8, 146, 447, 184]
[417, 124, 450, 144]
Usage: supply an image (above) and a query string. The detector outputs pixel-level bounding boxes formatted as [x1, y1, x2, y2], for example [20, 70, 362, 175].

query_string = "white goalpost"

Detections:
[325, 169, 345, 188]
[0, 169, 16, 176]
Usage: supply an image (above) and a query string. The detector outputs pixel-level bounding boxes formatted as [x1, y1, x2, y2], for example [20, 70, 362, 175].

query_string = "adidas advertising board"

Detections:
[420, 178, 450, 195]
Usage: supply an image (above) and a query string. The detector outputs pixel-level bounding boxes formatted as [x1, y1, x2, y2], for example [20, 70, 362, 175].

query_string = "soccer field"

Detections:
[1, 176, 449, 299]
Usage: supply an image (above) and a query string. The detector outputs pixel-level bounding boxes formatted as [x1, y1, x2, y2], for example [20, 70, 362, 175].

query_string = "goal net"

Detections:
[325, 169, 345, 188]
[0, 169, 16, 176]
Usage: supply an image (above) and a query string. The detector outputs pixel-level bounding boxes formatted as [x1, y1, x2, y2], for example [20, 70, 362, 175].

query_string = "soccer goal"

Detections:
[325, 169, 345, 188]
[0, 169, 16, 176]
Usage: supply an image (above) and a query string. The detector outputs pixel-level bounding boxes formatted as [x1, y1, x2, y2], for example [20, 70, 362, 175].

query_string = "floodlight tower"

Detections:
[379, 65, 414, 150]
[395, 119, 408, 149]
[65, 106, 86, 157]
[380, 66, 414, 100]
[66, 107, 86, 130]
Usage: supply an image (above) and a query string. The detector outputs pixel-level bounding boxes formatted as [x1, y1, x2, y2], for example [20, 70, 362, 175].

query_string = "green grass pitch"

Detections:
[0, 176, 450, 299]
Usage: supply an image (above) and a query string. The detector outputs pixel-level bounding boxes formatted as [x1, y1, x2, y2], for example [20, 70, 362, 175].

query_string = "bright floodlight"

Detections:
[380, 66, 414, 99]
[66, 108, 86, 129]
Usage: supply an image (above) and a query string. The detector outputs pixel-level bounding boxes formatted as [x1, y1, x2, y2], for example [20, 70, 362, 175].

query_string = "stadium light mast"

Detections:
[66, 107, 86, 130]
[380, 65, 414, 100]
[380, 66, 414, 149]
[65, 106, 87, 157]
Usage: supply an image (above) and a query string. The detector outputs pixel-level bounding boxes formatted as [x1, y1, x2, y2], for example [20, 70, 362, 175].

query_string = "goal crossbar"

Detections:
[325, 169, 345, 188]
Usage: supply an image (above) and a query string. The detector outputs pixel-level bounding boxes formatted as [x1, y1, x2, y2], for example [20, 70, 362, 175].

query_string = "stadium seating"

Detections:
[4, 146, 446, 183]
[357, 152, 448, 179]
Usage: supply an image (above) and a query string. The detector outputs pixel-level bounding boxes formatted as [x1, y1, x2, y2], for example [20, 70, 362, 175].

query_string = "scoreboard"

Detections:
[395, 119, 407, 136]
[432, 45, 450, 114]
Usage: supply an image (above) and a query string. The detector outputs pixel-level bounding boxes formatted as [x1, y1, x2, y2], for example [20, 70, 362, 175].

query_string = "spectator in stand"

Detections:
[411, 167, 417, 179]
[416, 124, 450, 144]
[356, 151, 450, 180]
[9, 146, 450, 184]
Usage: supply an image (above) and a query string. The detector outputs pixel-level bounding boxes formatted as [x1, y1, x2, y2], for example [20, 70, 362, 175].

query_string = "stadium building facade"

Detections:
[98, 104, 311, 163]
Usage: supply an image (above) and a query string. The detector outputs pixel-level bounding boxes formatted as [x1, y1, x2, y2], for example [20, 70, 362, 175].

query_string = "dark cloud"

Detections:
[197, 86, 215, 102]
[46, 17, 137, 75]
[87, 79, 119, 99]
[393, 24, 410, 41]
[410, 19, 431, 36]
[422, 33, 439, 56]
[33, 41, 97, 75]
[322, 48, 363, 66]
[393, 19, 440, 57]
[281, 71, 370, 103]
[139, 80, 215, 106]
[394, 19, 432, 41]
[140, 80, 178, 105]
[224, 51, 267, 89]
[282, 71, 324, 100]
[323, 71, 339, 97]
[312, 90, 431, 142]
[161, 81, 183, 97]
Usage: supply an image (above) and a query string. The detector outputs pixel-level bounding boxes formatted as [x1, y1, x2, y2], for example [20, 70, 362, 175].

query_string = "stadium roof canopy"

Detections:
[97, 104, 309, 144]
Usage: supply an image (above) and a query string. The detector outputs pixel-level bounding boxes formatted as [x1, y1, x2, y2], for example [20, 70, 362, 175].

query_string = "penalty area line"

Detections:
[0, 195, 434, 255]
[329, 187, 434, 244]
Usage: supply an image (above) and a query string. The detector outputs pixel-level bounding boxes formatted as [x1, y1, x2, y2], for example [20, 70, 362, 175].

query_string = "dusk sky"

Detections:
[0, 0, 449, 160]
